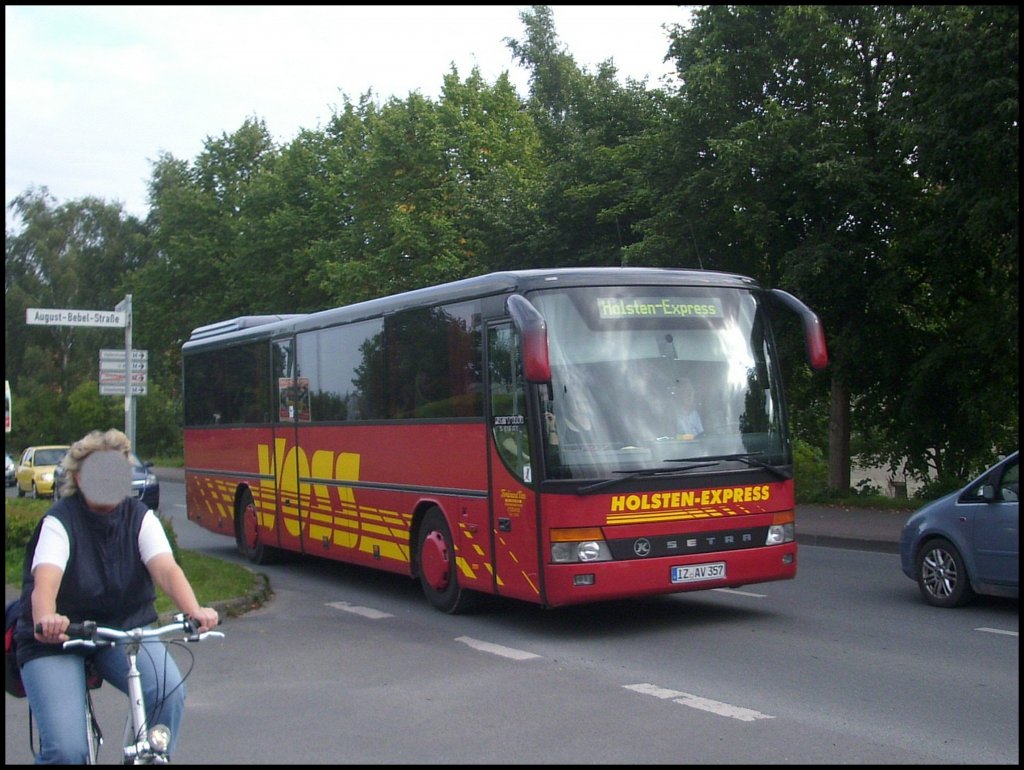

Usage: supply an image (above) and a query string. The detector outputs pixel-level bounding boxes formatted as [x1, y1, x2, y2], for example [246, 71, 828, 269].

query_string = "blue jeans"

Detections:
[20, 643, 186, 764]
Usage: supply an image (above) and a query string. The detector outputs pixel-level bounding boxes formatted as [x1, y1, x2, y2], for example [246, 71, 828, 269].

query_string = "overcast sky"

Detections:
[5, 5, 692, 226]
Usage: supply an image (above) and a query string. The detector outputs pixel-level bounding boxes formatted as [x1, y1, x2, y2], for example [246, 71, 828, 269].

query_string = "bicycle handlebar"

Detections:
[35, 613, 225, 648]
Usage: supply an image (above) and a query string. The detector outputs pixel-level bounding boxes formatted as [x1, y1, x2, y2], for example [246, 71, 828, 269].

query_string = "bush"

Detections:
[5, 499, 47, 551]
[5, 498, 179, 563]
[157, 511, 181, 564]
[793, 438, 829, 503]
[913, 475, 962, 501]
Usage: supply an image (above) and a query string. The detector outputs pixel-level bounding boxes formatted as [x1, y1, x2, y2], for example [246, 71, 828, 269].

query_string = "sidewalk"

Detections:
[795, 503, 910, 554]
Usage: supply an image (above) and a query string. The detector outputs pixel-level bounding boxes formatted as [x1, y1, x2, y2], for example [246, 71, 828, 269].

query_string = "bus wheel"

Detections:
[235, 487, 279, 565]
[417, 507, 479, 614]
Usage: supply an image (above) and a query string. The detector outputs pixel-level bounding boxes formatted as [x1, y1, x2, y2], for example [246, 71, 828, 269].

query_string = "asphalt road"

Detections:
[5, 477, 1017, 764]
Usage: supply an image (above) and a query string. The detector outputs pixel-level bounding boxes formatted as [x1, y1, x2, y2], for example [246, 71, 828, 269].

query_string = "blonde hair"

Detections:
[60, 428, 131, 498]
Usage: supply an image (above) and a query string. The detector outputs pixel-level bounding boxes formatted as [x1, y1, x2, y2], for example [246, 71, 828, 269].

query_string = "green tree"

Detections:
[5, 187, 160, 451]
[854, 5, 1019, 483]
[137, 119, 282, 392]
[318, 69, 545, 304]
[507, 5, 666, 268]
[641, 5, 1017, 488]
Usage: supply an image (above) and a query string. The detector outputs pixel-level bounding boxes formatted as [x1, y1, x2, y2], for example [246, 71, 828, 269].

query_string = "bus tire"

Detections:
[417, 507, 480, 614]
[235, 487, 280, 565]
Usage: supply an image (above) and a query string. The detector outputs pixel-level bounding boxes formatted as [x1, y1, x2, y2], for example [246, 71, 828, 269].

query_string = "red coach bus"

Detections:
[182, 268, 827, 613]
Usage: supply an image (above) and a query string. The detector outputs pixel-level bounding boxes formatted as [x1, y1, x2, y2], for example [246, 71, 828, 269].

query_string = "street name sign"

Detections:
[26, 308, 126, 328]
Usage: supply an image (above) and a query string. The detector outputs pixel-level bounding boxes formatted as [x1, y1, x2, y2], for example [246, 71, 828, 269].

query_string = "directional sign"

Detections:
[99, 350, 148, 396]
[99, 370, 147, 396]
[26, 308, 126, 328]
[100, 383, 147, 396]
[100, 349, 147, 361]
[100, 349, 148, 373]
[100, 371, 147, 385]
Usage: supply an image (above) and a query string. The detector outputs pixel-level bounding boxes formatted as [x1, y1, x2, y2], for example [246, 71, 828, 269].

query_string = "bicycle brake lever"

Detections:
[187, 630, 225, 643]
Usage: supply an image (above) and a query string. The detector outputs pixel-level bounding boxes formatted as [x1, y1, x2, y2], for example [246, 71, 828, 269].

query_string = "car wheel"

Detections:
[17, 483, 25, 498]
[915, 537, 976, 608]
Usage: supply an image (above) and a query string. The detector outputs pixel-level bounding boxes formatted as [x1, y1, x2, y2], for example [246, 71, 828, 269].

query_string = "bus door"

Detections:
[271, 336, 305, 554]
[487, 322, 544, 603]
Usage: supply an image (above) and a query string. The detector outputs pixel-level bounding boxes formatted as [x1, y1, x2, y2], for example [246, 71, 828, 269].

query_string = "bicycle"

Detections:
[43, 614, 224, 764]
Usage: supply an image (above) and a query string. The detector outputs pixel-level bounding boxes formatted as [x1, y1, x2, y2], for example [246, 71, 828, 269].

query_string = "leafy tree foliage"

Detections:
[507, 5, 665, 268]
[318, 70, 546, 304]
[636, 5, 1017, 488]
[4, 187, 163, 453]
[856, 5, 1019, 482]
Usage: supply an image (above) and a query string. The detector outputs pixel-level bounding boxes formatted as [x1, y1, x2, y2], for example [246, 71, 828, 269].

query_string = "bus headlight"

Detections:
[765, 522, 795, 545]
[550, 528, 612, 564]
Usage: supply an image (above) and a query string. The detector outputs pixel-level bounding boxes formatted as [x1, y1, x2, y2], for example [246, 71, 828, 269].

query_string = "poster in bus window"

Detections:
[279, 377, 311, 422]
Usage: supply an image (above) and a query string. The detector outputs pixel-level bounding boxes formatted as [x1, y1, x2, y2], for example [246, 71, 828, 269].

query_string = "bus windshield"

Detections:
[530, 285, 787, 480]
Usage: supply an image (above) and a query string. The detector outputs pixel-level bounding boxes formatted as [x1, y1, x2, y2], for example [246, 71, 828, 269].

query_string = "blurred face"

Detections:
[78, 450, 131, 509]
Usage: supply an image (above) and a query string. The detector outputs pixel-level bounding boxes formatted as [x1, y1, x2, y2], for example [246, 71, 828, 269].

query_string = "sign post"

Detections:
[114, 295, 135, 452]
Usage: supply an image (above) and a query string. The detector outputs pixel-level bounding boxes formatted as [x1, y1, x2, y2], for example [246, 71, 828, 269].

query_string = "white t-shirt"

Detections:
[31, 510, 173, 573]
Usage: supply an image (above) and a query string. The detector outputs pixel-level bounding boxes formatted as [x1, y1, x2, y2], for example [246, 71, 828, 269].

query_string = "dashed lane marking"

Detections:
[326, 601, 394, 619]
[712, 587, 767, 598]
[976, 627, 1018, 637]
[455, 636, 541, 660]
[625, 682, 775, 722]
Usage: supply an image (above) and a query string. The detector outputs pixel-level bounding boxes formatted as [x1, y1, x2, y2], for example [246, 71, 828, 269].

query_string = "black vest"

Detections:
[15, 494, 159, 666]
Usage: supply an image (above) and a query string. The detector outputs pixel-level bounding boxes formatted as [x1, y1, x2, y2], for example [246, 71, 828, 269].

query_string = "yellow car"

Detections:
[15, 445, 70, 499]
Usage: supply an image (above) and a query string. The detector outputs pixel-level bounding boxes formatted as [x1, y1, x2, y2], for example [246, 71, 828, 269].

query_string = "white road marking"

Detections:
[455, 636, 541, 660]
[976, 627, 1018, 637]
[712, 587, 767, 598]
[624, 682, 775, 722]
[326, 601, 394, 619]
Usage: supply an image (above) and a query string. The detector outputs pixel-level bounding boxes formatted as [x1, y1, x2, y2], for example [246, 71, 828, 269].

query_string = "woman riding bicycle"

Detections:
[12, 428, 219, 764]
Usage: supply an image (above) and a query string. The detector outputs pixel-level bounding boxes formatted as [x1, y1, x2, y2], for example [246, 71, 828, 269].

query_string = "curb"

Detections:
[8, 569, 274, 625]
[156, 568, 273, 625]
[795, 533, 900, 555]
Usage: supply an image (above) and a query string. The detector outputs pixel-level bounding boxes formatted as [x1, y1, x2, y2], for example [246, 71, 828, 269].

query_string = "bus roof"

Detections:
[182, 267, 761, 351]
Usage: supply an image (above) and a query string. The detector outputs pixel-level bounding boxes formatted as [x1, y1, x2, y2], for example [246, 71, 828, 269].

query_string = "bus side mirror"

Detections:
[507, 294, 552, 383]
[770, 289, 829, 370]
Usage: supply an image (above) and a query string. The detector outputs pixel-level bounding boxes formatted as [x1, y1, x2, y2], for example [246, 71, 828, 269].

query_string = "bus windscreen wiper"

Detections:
[664, 452, 792, 481]
[578, 462, 720, 494]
